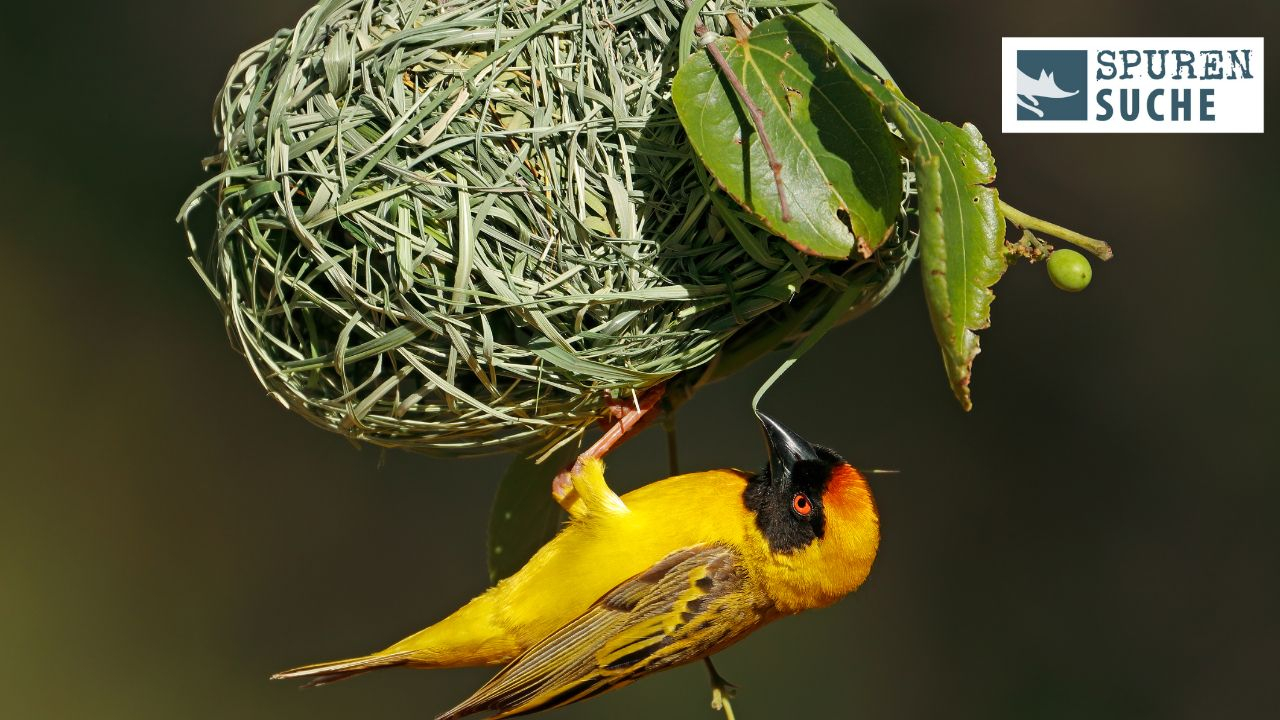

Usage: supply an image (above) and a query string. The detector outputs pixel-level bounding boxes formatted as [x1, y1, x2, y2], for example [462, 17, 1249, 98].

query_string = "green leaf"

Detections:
[245, 180, 282, 199]
[487, 444, 577, 584]
[673, 16, 903, 259]
[838, 53, 1008, 410]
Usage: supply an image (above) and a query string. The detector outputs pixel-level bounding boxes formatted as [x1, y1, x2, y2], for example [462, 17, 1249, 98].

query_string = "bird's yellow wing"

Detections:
[437, 544, 766, 720]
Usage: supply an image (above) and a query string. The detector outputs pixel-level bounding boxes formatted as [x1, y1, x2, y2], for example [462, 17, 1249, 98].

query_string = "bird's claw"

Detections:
[551, 459, 585, 505]
[705, 658, 738, 720]
[551, 385, 665, 506]
[598, 390, 633, 425]
[710, 688, 737, 720]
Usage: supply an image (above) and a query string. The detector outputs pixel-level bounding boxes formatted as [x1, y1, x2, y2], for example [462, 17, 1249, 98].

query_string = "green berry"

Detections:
[1047, 249, 1092, 292]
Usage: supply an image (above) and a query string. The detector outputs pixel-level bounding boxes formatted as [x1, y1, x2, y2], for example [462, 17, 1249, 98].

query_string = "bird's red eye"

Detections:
[792, 493, 812, 517]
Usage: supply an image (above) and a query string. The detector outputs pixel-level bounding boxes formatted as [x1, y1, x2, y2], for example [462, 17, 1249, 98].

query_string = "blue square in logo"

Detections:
[1016, 50, 1088, 120]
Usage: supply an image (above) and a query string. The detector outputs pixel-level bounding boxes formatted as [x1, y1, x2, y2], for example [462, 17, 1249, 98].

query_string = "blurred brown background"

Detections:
[2, 1, 1277, 718]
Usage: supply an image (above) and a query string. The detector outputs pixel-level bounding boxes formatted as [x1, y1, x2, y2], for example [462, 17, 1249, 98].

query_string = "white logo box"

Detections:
[1002, 37, 1265, 134]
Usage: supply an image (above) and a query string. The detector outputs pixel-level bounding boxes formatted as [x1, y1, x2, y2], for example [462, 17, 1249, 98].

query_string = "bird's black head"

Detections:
[743, 411, 846, 554]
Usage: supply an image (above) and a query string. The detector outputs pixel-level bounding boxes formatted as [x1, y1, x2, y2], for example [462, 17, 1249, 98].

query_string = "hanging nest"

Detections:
[181, 0, 916, 457]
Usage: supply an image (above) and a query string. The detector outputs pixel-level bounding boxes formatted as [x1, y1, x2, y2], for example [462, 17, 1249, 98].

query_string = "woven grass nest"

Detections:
[182, 0, 917, 457]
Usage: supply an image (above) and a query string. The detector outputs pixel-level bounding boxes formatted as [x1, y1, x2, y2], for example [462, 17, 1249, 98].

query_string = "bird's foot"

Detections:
[550, 459, 584, 508]
[596, 385, 665, 435]
[705, 658, 738, 720]
[710, 687, 737, 720]
[552, 385, 665, 506]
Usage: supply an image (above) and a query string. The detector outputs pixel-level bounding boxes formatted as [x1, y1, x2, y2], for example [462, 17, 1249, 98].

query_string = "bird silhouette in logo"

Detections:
[1016, 68, 1079, 117]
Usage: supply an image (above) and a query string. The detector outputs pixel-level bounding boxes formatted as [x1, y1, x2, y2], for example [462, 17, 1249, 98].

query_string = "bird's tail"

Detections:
[271, 648, 420, 688]
[273, 590, 513, 688]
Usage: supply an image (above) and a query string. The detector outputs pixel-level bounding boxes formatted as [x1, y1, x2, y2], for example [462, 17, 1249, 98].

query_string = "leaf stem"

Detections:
[687, 6, 791, 222]
[999, 200, 1113, 261]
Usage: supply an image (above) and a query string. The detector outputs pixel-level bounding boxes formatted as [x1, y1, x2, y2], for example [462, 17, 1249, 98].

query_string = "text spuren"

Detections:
[1093, 49, 1252, 122]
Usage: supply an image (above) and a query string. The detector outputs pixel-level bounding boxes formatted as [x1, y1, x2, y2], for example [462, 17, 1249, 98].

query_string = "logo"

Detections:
[1003, 38, 1265, 133]
[1016, 50, 1088, 120]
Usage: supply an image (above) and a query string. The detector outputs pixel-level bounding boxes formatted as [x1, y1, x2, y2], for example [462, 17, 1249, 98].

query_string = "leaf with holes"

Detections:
[839, 53, 1009, 410]
[673, 15, 903, 259]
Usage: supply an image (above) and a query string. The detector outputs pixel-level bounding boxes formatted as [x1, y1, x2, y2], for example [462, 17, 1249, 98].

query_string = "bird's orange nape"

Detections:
[822, 464, 877, 521]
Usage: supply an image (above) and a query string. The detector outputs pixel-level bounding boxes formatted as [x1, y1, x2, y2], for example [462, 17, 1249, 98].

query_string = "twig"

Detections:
[688, 5, 791, 222]
[999, 200, 1113, 261]
[663, 409, 681, 476]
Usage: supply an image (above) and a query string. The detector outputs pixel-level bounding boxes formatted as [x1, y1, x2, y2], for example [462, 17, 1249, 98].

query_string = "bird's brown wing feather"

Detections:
[437, 544, 766, 720]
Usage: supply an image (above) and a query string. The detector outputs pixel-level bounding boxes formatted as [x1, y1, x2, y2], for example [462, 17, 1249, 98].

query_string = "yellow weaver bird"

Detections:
[274, 412, 881, 718]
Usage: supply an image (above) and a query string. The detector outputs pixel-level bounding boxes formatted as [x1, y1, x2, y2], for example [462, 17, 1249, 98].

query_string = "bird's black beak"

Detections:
[756, 410, 822, 482]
